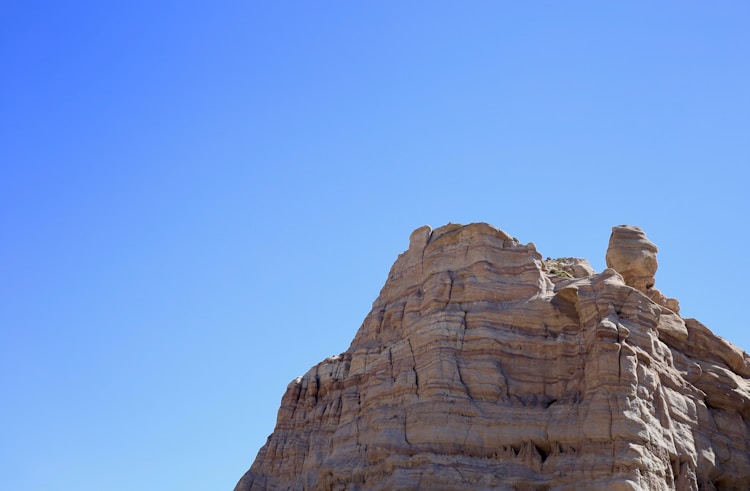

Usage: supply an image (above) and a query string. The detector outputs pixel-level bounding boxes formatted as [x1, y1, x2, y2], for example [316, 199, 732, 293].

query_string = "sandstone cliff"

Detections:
[235, 223, 750, 491]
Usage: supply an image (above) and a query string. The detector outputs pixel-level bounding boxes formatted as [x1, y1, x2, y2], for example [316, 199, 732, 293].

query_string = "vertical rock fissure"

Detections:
[420, 228, 433, 276]
[456, 310, 470, 398]
[407, 338, 420, 398]
[403, 408, 411, 445]
[388, 347, 395, 383]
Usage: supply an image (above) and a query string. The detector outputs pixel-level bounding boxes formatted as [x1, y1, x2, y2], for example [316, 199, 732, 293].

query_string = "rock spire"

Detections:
[606, 225, 658, 292]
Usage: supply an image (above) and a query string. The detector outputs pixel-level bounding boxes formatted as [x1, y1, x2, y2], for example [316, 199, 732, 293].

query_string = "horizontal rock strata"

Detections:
[235, 223, 750, 491]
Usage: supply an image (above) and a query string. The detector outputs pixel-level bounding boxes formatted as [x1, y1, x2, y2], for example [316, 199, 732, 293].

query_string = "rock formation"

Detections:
[235, 223, 750, 491]
[605, 225, 659, 292]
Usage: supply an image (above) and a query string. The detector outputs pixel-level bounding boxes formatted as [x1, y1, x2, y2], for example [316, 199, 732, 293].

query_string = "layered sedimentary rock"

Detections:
[605, 225, 659, 292]
[235, 223, 750, 491]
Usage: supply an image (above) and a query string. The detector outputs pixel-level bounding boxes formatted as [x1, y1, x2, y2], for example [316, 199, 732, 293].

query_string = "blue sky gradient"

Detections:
[2, 2, 748, 490]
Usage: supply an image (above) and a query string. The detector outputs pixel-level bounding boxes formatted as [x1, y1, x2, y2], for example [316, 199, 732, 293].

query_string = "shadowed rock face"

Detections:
[235, 223, 750, 491]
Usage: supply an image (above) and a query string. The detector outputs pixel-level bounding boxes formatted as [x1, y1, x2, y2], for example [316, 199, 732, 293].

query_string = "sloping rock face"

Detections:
[235, 223, 750, 491]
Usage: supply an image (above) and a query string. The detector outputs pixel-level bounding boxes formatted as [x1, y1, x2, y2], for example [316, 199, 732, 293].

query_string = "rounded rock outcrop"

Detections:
[605, 225, 658, 292]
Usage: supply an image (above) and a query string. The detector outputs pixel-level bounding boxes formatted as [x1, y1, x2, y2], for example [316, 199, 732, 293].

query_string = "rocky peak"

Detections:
[235, 223, 750, 491]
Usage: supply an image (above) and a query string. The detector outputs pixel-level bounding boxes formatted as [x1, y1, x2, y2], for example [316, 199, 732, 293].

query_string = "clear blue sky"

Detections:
[1, 2, 748, 490]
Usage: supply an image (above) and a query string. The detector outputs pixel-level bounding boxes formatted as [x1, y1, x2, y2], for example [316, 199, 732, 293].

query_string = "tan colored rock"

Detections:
[544, 256, 596, 284]
[605, 225, 680, 314]
[235, 223, 750, 491]
[605, 225, 658, 292]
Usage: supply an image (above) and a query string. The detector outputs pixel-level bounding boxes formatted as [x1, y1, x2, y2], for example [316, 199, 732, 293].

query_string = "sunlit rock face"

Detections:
[235, 223, 750, 491]
[606, 225, 658, 292]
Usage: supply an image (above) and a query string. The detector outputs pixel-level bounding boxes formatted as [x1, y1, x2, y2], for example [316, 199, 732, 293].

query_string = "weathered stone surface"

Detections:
[605, 225, 658, 292]
[605, 225, 680, 315]
[544, 256, 596, 282]
[235, 223, 750, 491]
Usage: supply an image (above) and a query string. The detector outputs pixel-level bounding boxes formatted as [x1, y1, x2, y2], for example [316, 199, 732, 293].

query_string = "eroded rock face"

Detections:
[235, 223, 750, 491]
[605, 225, 658, 292]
